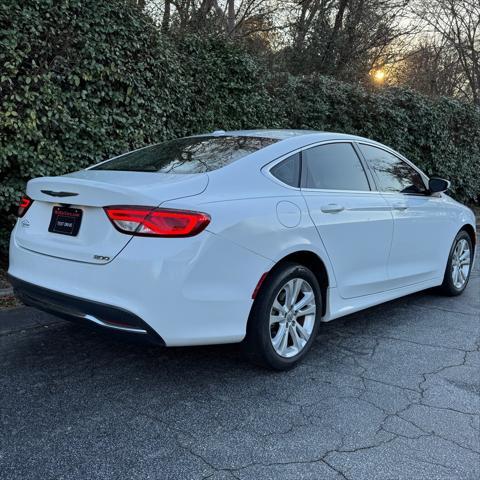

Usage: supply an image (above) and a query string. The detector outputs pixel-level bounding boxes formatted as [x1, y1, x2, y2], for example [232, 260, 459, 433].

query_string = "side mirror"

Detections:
[429, 177, 450, 194]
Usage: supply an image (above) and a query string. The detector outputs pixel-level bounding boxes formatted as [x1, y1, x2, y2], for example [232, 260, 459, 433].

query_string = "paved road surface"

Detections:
[1, 256, 479, 479]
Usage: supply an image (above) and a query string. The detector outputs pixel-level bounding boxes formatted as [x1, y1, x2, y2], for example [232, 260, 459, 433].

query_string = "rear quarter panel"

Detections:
[161, 162, 338, 289]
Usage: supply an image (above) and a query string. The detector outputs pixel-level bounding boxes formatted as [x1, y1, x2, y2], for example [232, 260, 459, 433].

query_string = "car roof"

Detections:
[215, 129, 320, 139]
[207, 129, 376, 144]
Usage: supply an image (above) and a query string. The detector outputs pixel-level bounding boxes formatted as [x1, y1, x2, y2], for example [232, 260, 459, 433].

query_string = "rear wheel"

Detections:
[243, 262, 322, 370]
[440, 230, 473, 296]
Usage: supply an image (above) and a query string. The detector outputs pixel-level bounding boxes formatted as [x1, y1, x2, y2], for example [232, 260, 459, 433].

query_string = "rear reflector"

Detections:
[17, 195, 33, 218]
[252, 272, 269, 299]
[104, 206, 210, 237]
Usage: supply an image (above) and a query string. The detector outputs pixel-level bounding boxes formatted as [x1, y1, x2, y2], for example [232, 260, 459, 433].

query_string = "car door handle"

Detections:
[321, 203, 345, 213]
[392, 202, 408, 211]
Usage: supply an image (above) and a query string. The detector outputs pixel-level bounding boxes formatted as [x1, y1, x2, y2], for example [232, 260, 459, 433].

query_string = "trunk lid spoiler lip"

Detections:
[26, 173, 209, 207]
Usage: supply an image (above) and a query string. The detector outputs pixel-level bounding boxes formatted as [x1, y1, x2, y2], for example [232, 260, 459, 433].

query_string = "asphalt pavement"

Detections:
[0, 255, 479, 480]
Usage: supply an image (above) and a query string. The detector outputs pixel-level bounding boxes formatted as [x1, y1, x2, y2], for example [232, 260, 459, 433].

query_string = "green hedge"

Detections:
[275, 75, 480, 202]
[1, 0, 479, 253]
[0, 0, 276, 251]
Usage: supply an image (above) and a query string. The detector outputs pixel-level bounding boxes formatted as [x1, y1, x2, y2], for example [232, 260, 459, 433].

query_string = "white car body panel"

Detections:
[8, 129, 476, 346]
[28, 170, 209, 207]
[302, 190, 393, 298]
[381, 192, 467, 287]
[10, 226, 272, 345]
[18, 173, 208, 263]
[324, 276, 443, 321]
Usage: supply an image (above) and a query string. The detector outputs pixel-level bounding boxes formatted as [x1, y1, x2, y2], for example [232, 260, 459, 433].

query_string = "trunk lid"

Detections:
[15, 170, 208, 264]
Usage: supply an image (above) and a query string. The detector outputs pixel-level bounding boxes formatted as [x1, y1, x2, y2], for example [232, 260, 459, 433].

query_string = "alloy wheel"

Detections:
[451, 238, 471, 289]
[269, 278, 317, 358]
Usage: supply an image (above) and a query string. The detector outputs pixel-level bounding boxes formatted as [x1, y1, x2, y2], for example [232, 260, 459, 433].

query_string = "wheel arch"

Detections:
[460, 224, 476, 252]
[261, 250, 330, 317]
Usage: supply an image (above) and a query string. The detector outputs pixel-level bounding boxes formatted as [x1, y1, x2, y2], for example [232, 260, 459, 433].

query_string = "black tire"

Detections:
[243, 262, 322, 370]
[439, 230, 473, 296]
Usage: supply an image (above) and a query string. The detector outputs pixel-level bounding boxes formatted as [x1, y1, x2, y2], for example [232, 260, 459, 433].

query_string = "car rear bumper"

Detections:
[8, 227, 273, 346]
[8, 274, 165, 345]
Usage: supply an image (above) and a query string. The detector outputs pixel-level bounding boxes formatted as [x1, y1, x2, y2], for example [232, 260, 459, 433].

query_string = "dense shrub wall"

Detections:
[276, 75, 480, 204]
[1, 0, 479, 251]
[0, 0, 277, 250]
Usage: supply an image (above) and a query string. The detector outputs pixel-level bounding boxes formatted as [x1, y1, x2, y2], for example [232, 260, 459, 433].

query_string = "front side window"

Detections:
[270, 153, 301, 187]
[92, 136, 278, 173]
[303, 143, 370, 191]
[358, 144, 427, 194]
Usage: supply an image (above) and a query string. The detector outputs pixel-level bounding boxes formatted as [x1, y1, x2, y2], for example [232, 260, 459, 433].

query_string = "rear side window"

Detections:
[358, 144, 427, 194]
[303, 143, 370, 191]
[270, 153, 301, 187]
[92, 136, 278, 173]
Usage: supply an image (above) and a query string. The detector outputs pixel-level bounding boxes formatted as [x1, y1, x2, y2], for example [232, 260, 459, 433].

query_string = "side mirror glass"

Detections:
[429, 177, 450, 194]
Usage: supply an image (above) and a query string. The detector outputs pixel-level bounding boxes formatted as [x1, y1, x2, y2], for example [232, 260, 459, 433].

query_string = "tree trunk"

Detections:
[227, 0, 235, 35]
[161, 0, 171, 33]
[319, 0, 348, 71]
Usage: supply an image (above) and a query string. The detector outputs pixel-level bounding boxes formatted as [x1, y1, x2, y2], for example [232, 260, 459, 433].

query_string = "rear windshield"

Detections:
[91, 136, 278, 173]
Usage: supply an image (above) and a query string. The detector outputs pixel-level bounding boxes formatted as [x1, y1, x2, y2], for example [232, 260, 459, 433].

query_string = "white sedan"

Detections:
[8, 130, 476, 369]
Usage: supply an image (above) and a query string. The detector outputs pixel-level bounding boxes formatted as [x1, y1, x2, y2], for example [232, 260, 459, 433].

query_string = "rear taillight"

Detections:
[104, 206, 210, 237]
[17, 195, 33, 218]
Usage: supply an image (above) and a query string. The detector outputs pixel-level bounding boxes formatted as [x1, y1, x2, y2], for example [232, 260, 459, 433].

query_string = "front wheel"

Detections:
[243, 262, 322, 370]
[440, 230, 473, 296]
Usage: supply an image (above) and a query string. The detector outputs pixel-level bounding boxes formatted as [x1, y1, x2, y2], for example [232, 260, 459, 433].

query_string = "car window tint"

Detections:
[270, 153, 301, 187]
[92, 136, 278, 173]
[303, 143, 370, 191]
[359, 144, 427, 194]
